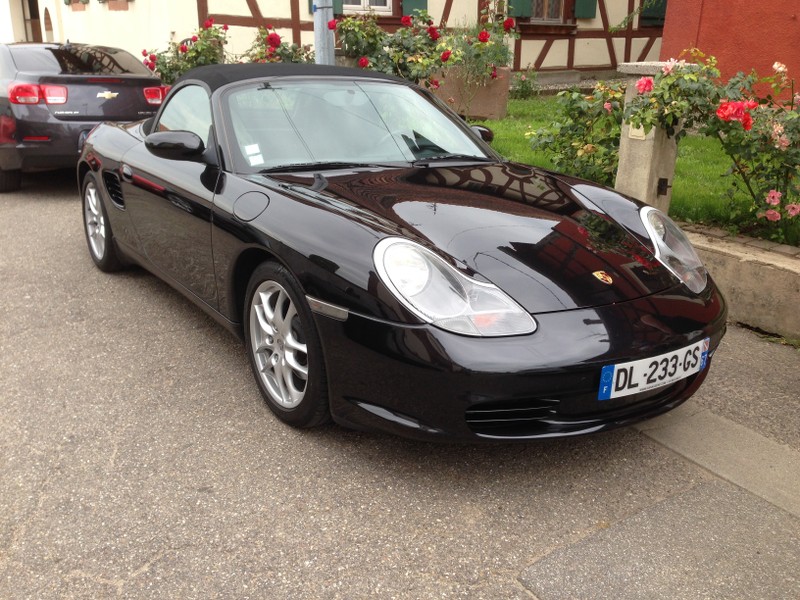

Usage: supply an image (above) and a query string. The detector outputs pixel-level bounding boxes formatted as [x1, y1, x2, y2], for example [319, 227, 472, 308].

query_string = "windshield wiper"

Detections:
[258, 161, 402, 174]
[411, 154, 497, 166]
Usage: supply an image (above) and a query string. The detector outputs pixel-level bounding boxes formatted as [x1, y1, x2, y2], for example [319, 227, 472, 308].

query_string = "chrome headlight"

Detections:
[640, 207, 707, 294]
[373, 237, 537, 337]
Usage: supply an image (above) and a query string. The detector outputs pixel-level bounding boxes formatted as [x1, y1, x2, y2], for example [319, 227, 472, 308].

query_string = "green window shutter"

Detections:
[403, 0, 427, 16]
[308, 0, 344, 16]
[640, 0, 667, 26]
[508, 2, 532, 18]
[574, 0, 597, 19]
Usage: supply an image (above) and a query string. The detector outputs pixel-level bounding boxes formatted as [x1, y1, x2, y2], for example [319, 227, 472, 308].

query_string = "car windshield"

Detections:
[9, 44, 151, 76]
[223, 79, 492, 172]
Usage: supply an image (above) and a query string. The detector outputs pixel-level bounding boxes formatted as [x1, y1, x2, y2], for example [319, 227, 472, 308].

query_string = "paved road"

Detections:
[2, 170, 799, 599]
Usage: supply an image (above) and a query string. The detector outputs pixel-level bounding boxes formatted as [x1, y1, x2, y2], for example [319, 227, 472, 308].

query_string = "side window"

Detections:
[156, 85, 212, 143]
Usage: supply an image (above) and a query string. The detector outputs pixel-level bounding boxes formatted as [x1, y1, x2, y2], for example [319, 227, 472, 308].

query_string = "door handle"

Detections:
[120, 164, 133, 182]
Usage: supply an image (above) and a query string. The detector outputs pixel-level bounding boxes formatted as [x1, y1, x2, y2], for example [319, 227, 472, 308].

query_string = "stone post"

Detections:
[615, 62, 677, 214]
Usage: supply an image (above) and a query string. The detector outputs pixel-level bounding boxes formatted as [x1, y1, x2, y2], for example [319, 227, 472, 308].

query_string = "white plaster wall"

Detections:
[574, 38, 611, 67]
[539, 39, 569, 69]
[52, 0, 199, 58]
[519, 39, 544, 70]
[1, 0, 28, 43]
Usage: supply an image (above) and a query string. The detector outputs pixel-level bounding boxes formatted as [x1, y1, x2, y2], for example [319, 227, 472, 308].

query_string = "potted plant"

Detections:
[432, 0, 517, 119]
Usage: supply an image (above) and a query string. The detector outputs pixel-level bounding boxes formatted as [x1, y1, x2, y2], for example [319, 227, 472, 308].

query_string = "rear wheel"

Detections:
[245, 262, 329, 428]
[0, 168, 22, 193]
[82, 173, 122, 272]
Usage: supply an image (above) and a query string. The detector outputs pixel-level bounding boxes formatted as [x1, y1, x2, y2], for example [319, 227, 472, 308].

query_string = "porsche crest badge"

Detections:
[593, 271, 613, 285]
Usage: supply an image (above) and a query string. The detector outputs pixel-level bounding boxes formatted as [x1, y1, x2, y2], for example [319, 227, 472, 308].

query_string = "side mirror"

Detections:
[145, 130, 205, 161]
[471, 125, 494, 143]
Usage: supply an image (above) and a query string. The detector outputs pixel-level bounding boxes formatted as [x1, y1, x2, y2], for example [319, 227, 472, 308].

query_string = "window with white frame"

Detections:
[343, 0, 392, 13]
[532, 0, 564, 21]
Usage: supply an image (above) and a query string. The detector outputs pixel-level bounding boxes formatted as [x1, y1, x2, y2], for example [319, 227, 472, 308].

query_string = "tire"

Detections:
[82, 172, 123, 272]
[244, 262, 330, 428]
[0, 168, 22, 193]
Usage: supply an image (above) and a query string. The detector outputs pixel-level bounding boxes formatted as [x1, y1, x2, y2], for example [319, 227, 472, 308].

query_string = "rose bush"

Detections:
[144, 17, 228, 84]
[244, 25, 314, 64]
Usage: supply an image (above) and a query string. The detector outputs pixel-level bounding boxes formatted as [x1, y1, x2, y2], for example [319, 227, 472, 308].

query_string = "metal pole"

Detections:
[313, 1, 335, 66]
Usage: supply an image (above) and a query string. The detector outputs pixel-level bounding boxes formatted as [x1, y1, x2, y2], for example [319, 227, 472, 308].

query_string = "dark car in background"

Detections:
[0, 42, 167, 192]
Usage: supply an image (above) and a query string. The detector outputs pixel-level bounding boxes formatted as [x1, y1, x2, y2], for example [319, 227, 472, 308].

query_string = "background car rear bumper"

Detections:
[0, 115, 100, 171]
[312, 283, 728, 442]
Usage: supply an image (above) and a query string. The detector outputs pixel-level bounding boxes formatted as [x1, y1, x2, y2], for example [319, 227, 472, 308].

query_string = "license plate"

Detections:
[597, 338, 710, 400]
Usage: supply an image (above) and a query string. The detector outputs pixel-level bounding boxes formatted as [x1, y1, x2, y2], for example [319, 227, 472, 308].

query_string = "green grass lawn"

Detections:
[477, 97, 799, 245]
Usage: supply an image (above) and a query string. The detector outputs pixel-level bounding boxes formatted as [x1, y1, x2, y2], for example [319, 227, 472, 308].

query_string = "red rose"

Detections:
[503, 17, 515, 31]
[141, 49, 148, 57]
[490, 66, 498, 79]
[429, 78, 440, 89]
[191, 35, 198, 42]
[741, 112, 753, 131]
[358, 56, 370, 68]
[203, 18, 214, 29]
[222, 24, 229, 31]
[328, 19, 337, 30]
[147, 62, 156, 71]
[440, 49, 452, 62]
[149, 53, 157, 61]
[267, 32, 281, 48]
[427, 26, 440, 41]
[179, 44, 188, 53]
[400, 15, 413, 27]
[478, 30, 490, 43]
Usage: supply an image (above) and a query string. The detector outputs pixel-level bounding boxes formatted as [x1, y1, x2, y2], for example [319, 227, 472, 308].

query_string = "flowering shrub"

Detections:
[336, 11, 445, 86]
[245, 26, 314, 64]
[509, 68, 538, 100]
[702, 62, 800, 242]
[527, 82, 626, 186]
[144, 17, 228, 84]
[530, 51, 799, 244]
[446, 0, 517, 87]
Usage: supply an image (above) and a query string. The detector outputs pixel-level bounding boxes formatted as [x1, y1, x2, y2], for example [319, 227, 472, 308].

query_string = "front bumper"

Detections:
[311, 282, 727, 442]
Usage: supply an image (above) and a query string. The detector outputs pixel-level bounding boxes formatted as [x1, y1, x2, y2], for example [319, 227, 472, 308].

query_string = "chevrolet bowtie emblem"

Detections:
[97, 91, 119, 99]
[593, 270, 613, 285]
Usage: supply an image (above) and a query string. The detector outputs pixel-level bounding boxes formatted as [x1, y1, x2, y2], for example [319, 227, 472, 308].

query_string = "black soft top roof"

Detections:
[176, 63, 408, 92]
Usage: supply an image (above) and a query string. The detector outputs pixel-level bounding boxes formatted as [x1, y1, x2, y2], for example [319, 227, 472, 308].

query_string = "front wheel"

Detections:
[82, 173, 122, 272]
[245, 262, 329, 428]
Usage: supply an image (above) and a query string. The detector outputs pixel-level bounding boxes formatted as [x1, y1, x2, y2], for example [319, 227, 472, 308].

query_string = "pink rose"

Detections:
[478, 30, 490, 43]
[766, 190, 783, 205]
[786, 204, 800, 218]
[765, 209, 781, 222]
[635, 76, 654, 94]
[358, 56, 369, 68]
[603, 102, 612, 113]
[429, 78, 440, 90]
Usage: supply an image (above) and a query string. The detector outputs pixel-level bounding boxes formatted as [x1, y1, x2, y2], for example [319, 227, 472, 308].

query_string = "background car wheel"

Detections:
[245, 262, 330, 428]
[82, 173, 122, 272]
[0, 168, 22, 193]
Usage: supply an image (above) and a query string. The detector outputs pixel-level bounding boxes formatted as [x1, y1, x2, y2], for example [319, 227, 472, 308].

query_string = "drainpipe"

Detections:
[313, 0, 335, 66]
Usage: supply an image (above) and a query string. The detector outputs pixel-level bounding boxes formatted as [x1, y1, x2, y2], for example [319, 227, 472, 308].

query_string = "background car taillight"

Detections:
[143, 86, 170, 105]
[9, 82, 68, 105]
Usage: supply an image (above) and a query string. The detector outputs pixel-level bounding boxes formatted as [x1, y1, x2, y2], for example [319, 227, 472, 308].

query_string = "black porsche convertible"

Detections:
[78, 63, 726, 441]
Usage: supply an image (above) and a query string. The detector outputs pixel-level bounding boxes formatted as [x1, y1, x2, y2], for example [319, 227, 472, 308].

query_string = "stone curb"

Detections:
[683, 226, 800, 340]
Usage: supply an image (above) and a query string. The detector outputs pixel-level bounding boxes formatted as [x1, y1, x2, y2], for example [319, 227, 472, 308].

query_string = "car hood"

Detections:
[265, 163, 678, 314]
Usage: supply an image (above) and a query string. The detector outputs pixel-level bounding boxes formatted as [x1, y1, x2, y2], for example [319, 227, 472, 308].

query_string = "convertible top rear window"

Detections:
[10, 45, 151, 76]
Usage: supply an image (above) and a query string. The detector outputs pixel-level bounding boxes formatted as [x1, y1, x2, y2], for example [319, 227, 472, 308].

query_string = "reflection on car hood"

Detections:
[266, 163, 678, 314]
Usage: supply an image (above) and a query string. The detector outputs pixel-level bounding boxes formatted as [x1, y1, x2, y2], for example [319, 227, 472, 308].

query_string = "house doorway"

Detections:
[23, 0, 43, 42]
